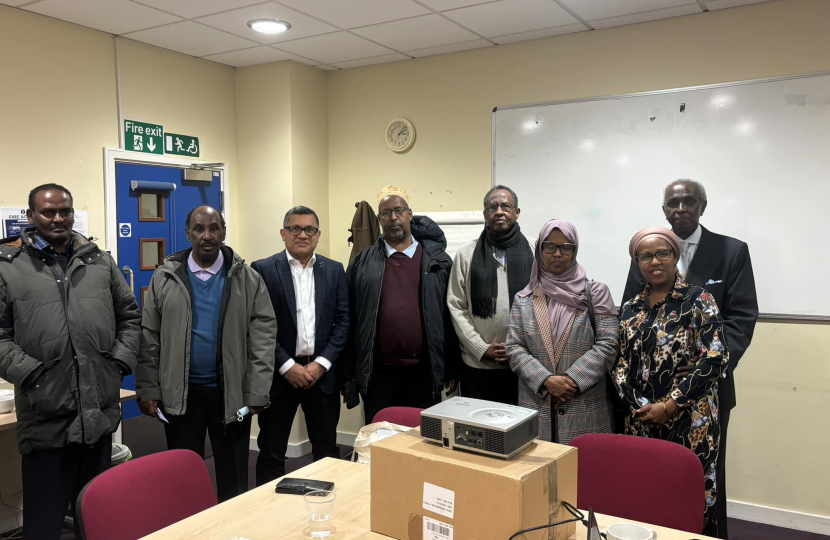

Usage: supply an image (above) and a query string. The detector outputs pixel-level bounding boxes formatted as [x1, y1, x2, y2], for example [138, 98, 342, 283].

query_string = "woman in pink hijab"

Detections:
[506, 219, 618, 444]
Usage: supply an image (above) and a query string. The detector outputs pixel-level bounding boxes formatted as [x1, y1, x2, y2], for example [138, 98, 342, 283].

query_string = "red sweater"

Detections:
[375, 244, 426, 366]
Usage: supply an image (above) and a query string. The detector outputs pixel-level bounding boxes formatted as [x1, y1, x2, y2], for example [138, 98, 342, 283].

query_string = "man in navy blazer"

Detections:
[622, 179, 758, 539]
[251, 206, 350, 485]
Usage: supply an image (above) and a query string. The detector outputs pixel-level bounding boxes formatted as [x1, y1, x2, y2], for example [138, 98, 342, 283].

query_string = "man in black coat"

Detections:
[343, 185, 461, 425]
[252, 206, 350, 485]
[622, 179, 758, 539]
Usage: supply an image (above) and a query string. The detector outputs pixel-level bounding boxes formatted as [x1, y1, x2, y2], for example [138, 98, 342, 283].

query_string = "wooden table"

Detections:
[0, 388, 137, 432]
[140, 458, 716, 540]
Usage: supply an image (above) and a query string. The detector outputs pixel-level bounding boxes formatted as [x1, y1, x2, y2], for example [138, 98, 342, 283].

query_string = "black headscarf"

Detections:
[470, 222, 533, 318]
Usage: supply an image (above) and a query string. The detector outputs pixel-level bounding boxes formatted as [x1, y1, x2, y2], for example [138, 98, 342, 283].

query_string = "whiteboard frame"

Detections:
[491, 70, 830, 323]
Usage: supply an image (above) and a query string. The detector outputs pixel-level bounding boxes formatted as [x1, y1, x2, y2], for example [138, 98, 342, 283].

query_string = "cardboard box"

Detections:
[371, 430, 578, 540]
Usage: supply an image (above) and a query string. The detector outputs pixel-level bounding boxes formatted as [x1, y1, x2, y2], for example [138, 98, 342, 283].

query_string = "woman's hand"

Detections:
[636, 399, 678, 426]
[543, 376, 578, 403]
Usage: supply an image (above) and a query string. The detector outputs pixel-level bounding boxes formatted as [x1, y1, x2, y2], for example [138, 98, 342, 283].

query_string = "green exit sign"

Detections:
[165, 132, 200, 157]
[124, 119, 163, 155]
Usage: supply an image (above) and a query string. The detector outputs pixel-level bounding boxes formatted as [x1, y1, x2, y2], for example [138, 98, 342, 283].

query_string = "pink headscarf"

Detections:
[628, 227, 682, 260]
[518, 220, 616, 347]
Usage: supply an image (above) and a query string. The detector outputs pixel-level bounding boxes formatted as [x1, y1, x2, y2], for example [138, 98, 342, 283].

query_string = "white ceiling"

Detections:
[1, 0, 777, 70]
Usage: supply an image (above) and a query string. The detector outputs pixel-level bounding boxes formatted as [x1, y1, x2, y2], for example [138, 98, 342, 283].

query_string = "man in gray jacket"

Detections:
[136, 205, 276, 501]
[0, 184, 141, 540]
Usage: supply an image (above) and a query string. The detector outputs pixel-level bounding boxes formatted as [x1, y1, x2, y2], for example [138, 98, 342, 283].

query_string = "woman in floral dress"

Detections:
[615, 227, 727, 537]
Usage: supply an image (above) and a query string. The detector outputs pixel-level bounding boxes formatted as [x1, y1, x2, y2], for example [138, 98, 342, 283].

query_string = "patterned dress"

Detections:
[615, 277, 727, 537]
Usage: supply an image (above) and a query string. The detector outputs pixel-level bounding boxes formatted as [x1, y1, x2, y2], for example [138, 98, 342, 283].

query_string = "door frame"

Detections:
[103, 147, 230, 262]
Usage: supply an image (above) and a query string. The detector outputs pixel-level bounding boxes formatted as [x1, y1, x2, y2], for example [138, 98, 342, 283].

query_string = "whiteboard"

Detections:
[420, 210, 484, 260]
[493, 73, 830, 318]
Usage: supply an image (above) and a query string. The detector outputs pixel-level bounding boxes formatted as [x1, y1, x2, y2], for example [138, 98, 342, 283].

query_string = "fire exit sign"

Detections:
[124, 119, 164, 155]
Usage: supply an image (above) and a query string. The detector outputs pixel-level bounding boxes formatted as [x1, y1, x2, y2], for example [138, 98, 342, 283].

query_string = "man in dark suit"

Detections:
[623, 179, 758, 539]
[252, 206, 350, 485]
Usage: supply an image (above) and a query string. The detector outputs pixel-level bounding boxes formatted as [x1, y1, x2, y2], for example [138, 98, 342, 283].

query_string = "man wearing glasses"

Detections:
[251, 206, 350, 485]
[447, 185, 533, 405]
[622, 179, 758, 540]
[343, 186, 461, 424]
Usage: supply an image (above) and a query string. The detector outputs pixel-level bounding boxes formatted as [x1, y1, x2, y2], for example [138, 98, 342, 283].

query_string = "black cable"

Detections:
[508, 501, 584, 540]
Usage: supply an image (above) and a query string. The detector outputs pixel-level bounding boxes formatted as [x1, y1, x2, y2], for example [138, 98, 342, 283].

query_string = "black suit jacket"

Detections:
[251, 252, 350, 395]
[622, 226, 758, 410]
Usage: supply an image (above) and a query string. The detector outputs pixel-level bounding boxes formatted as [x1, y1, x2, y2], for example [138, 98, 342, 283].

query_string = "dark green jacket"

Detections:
[136, 247, 277, 424]
[0, 231, 141, 454]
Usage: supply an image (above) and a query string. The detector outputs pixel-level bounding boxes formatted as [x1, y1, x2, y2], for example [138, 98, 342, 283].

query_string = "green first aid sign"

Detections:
[124, 119, 164, 154]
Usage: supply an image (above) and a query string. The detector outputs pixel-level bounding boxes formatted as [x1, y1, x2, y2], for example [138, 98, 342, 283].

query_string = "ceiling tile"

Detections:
[417, 0, 496, 10]
[268, 46, 320, 65]
[25, 0, 181, 35]
[352, 14, 479, 52]
[589, 4, 701, 29]
[123, 20, 258, 57]
[0, 0, 41, 6]
[202, 45, 314, 66]
[275, 31, 395, 64]
[131, 0, 265, 19]
[316, 64, 339, 70]
[196, 1, 336, 45]
[406, 39, 492, 57]
[559, 0, 696, 21]
[704, 0, 771, 10]
[443, 0, 578, 38]
[491, 23, 587, 44]
[331, 53, 410, 69]
[278, 0, 430, 29]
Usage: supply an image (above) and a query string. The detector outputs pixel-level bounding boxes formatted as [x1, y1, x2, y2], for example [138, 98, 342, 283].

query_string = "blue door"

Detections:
[115, 162, 222, 419]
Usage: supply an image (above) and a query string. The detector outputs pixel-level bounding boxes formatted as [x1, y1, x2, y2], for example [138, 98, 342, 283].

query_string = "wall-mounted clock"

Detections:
[385, 118, 415, 153]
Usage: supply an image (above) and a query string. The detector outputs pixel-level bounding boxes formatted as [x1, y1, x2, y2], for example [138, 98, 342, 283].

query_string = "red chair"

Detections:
[569, 434, 704, 534]
[372, 407, 423, 427]
[76, 449, 217, 540]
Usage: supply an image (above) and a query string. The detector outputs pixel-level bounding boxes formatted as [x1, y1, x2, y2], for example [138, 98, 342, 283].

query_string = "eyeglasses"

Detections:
[286, 226, 319, 237]
[485, 203, 515, 214]
[379, 207, 410, 220]
[635, 249, 674, 264]
[541, 242, 576, 255]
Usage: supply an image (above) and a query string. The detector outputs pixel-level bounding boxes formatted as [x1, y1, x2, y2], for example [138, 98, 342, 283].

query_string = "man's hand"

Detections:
[543, 376, 577, 402]
[249, 406, 265, 415]
[305, 362, 326, 387]
[674, 364, 695, 380]
[285, 363, 314, 389]
[482, 343, 508, 363]
[445, 379, 458, 395]
[342, 379, 355, 399]
[138, 400, 159, 417]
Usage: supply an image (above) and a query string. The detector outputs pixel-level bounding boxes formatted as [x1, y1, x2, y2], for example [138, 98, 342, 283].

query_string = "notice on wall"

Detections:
[1, 207, 29, 238]
[74, 210, 89, 238]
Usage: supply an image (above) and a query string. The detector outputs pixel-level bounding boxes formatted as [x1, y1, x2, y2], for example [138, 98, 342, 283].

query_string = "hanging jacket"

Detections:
[349, 201, 381, 262]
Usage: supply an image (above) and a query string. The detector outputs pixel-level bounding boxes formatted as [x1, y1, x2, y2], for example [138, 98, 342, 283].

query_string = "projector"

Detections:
[419, 397, 539, 459]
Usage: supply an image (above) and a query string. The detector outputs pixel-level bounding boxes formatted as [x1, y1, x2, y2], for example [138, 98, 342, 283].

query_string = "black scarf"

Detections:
[471, 222, 533, 319]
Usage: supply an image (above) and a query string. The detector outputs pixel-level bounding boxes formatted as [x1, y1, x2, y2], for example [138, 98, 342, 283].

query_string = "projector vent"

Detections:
[420, 416, 442, 441]
[484, 429, 505, 454]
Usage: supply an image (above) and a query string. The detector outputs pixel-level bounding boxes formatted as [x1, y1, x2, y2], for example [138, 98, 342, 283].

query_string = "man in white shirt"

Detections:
[251, 206, 350, 485]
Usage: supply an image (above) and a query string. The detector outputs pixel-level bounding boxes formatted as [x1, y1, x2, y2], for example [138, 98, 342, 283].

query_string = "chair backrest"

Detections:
[77, 449, 217, 540]
[569, 434, 704, 534]
[372, 407, 423, 427]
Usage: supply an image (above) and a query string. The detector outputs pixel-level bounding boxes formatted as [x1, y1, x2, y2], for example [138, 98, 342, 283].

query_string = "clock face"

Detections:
[386, 118, 414, 152]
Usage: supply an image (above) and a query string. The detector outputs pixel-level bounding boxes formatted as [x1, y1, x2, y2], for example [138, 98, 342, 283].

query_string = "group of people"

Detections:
[0, 179, 757, 540]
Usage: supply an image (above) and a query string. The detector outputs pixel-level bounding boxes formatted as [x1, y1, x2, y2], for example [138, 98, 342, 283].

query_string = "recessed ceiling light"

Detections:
[247, 19, 291, 34]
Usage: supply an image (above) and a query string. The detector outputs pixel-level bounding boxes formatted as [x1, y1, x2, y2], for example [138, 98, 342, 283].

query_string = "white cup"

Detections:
[606, 522, 657, 540]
